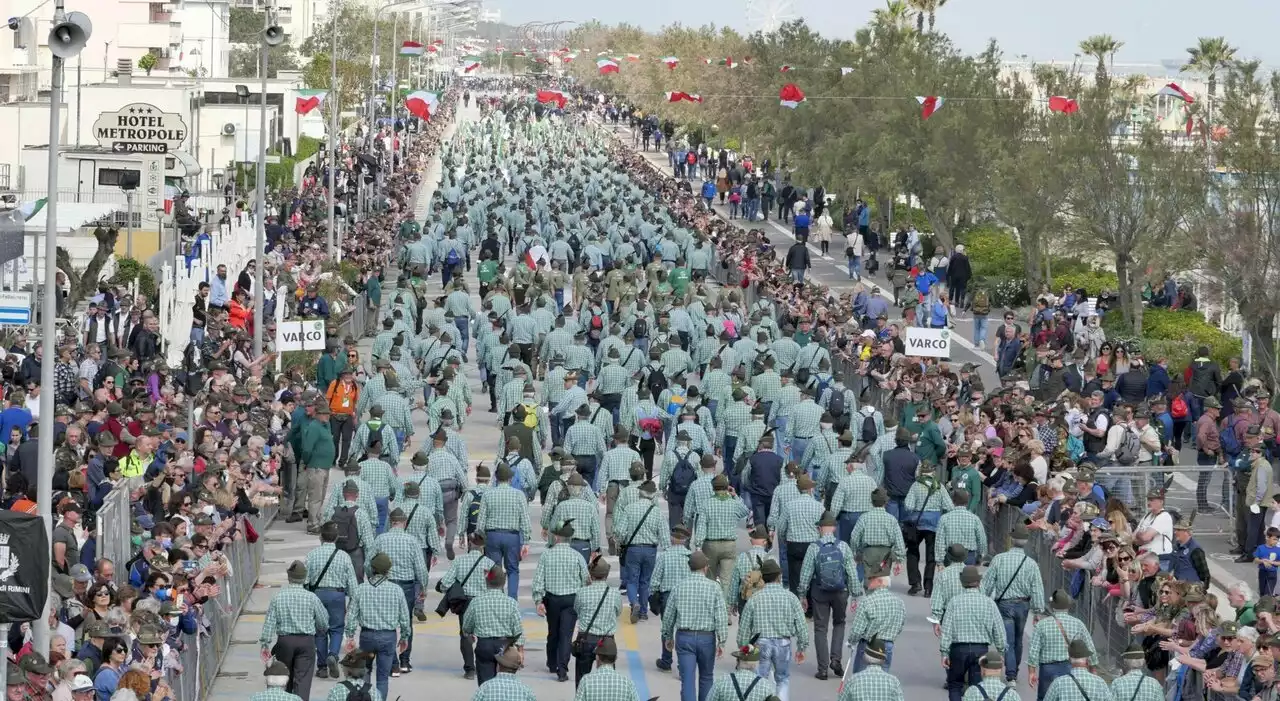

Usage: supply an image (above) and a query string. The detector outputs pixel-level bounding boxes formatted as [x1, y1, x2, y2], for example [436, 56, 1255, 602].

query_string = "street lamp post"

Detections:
[253, 3, 281, 358]
[326, 0, 337, 258]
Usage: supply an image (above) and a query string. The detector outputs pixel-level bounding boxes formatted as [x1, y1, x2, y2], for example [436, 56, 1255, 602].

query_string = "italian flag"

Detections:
[562, 52, 577, 63]
[461, 56, 482, 73]
[295, 89, 326, 115]
[399, 40, 424, 56]
[779, 83, 805, 109]
[625, 53, 641, 62]
[404, 91, 438, 119]
[718, 57, 739, 68]
[536, 89, 568, 108]
[661, 56, 679, 70]
[597, 58, 619, 74]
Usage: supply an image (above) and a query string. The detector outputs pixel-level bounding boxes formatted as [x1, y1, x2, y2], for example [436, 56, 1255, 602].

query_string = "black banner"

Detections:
[0, 511, 48, 622]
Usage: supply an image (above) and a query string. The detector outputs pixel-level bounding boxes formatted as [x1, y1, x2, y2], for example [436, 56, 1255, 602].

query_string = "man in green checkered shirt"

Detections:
[1041, 640, 1110, 701]
[533, 520, 589, 682]
[798, 513, 861, 679]
[777, 475, 824, 598]
[426, 430, 471, 559]
[849, 489, 906, 577]
[694, 475, 749, 602]
[929, 544, 971, 635]
[259, 560, 328, 700]
[600, 431, 642, 552]
[574, 637, 637, 701]
[816, 431, 854, 508]
[539, 323, 574, 367]
[366, 508, 431, 672]
[933, 489, 987, 565]
[839, 638, 903, 701]
[546, 473, 603, 560]
[462, 565, 525, 685]
[472, 645, 537, 701]
[707, 643, 777, 701]
[342, 553, 410, 701]
[661, 550, 729, 700]
[717, 388, 753, 469]
[615, 481, 667, 621]
[438, 533, 497, 680]
[305, 523, 359, 679]
[543, 455, 598, 532]
[565, 405, 608, 491]
[253, 659, 304, 701]
[737, 559, 809, 696]
[400, 452, 445, 527]
[358, 446, 398, 534]
[941, 565, 1006, 699]
[1027, 589, 1096, 696]
[610, 464, 646, 542]
[980, 519, 1045, 683]
[651, 524, 693, 671]
[573, 558, 621, 684]
[700, 357, 734, 417]
[682, 453, 720, 525]
[847, 561, 906, 672]
[829, 453, 875, 542]
[322, 464, 378, 528]
[478, 463, 533, 599]
[785, 388, 824, 468]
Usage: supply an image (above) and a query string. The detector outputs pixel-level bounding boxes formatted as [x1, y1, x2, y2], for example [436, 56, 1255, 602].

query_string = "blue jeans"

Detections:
[676, 630, 716, 701]
[997, 599, 1030, 681]
[314, 588, 346, 663]
[484, 530, 522, 599]
[375, 497, 389, 535]
[853, 639, 894, 672]
[791, 437, 812, 472]
[358, 629, 398, 701]
[886, 498, 906, 522]
[847, 257, 861, 279]
[454, 318, 470, 358]
[774, 416, 790, 458]
[778, 540, 789, 586]
[394, 580, 419, 665]
[554, 289, 564, 314]
[1037, 660, 1071, 701]
[623, 545, 657, 612]
[837, 511, 862, 544]
[790, 269, 805, 284]
[973, 316, 989, 347]
[757, 638, 793, 701]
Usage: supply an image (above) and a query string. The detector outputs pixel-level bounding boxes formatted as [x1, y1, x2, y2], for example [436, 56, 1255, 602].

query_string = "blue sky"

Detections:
[482, 0, 1280, 69]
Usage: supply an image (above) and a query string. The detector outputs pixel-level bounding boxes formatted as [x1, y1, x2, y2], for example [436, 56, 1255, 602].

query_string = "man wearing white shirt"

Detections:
[1133, 489, 1175, 571]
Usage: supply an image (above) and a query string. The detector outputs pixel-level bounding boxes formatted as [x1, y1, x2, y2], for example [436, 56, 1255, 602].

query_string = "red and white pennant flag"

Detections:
[597, 58, 619, 74]
[917, 95, 944, 120]
[665, 91, 703, 104]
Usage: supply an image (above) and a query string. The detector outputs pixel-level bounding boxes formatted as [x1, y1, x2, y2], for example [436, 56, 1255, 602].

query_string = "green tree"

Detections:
[1182, 36, 1237, 105]
[871, 0, 912, 32]
[906, 0, 947, 33]
[229, 7, 264, 43]
[137, 51, 157, 75]
[1078, 34, 1123, 91]
[230, 43, 299, 78]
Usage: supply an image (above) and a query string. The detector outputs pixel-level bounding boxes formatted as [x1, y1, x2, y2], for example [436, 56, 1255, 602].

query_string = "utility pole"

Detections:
[254, 1, 281, 357]
[326, 0, 337, 258]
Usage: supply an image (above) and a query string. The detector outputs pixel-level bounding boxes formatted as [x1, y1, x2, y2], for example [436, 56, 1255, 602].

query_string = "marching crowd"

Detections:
[210, 76, 1280, 701]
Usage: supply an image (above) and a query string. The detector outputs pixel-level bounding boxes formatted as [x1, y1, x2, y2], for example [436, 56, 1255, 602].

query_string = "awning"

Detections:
[23, 202, 123, 233]
[169, 149, 202, 178]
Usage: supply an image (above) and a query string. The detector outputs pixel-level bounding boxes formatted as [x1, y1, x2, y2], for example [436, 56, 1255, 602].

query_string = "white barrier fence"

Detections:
[155, 220, 257, 367]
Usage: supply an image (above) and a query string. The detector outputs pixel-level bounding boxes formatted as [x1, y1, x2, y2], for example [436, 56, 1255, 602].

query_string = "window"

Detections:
[111, 210, 143, 228]
[97, 168, 141, 188]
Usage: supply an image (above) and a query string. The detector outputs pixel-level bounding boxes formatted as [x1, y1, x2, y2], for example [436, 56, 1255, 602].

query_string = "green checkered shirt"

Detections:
[565, 422, 607, 462]
[661, 573, 729, 646]
[600, 446, 642, 484]
[355, 373, 385, 418]
[612, 483, 642, 531]
[462, 588, 525, 644]
[1028, 613, 1096, 667]
[345, 577, 412, 640]
[751, 371, 783, 403]
[728, 546, 771, 607]
[930, 563, 965, 621]
[778, 493, 824, 544]
[354, 421, 400, 467]
[905, 478, 953, 515]
[804, 434, 841, 484]
[770, 385, 802, 420]
[375, 393, 415, 436]
[766, 480, 801, 530]
[652, 545, 693, 593]
[683, 474, 715, 524]
[847, 587, 906, 644]
[574, 664, 637, 701]
[838, 666, 903, 701]
[303, 543, 358, 596]
[400, 472, 446, 526]
[660, 348, 695, 379]
[366, 529, 429, 586]
[693, 494, 748, 548]
[574, 581, 622, 635]
[701, 369, 733, 404]
[1110, 671, 1162, 701]
[565, 345, 595, 376]
[798, 536, 862, 598]
[737, 582, 810, 651]
[439, 549, 497, 599]
[478, 484, 532, 541]
[939, 589, 1006, 654]
[359, 458, 398, 501]
[323, 478, 377, 527]
[542, 482, 598, 530]
[327, 499, 376, 551]
[934, 509, 987, 562]
[981, 547, 1047, 613]
[832, 471, 876, 514]
[849, 508, 906, 564]
[397, 498, 445, 553]
[616, 498, 667, 546]
[596, 363, 630, 395]
[542, 367, 569, 406]
[787, 400, 824, 441]
[770, 337, 800, 370]
[709, 670, 776, 701]
[1044, 669, 1112, 701]
[250, 688, 304, 701]
[718, 403, 752, 445]
[540, 330, 574, 365]
[472, 673, 537, 701]
[547, 494, 603, 552]
[532, 543, 589, 600]
[259, 584, 327, 648]
[736, 420, 767, 460]
[427, 449, 471, 490]
[962, 678, 1015, 701]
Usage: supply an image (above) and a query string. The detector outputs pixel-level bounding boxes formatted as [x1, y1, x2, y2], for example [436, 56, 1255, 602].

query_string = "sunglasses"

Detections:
[1118, 557, 1133, 563]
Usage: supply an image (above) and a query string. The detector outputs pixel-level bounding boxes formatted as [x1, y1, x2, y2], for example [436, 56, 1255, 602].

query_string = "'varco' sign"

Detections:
[92, 103, 188, 154]
[904, 327, 953, 358]
[276, 320, 327, 352]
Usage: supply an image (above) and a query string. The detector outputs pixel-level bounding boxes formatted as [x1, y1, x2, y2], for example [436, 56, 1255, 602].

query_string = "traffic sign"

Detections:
[110, 142, 168, 154]
[0, 292, 30, 326]
[92, 103, 188, 153]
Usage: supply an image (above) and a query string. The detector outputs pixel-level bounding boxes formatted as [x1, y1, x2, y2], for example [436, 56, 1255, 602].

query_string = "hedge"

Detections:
[1102, 308, 1242, 371]
[957, 225, 1119, 306]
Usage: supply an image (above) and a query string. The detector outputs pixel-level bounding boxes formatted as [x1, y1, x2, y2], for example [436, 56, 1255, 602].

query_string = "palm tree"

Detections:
[1079, 34, 1124, 91]
[1182, 36, 1238, 103]
[906, 0, 947, 33]
[871, 0, 912, 32]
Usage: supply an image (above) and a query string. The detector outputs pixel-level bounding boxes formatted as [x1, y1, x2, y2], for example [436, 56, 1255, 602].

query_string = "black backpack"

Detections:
[668, 449, 697, 499]
[645, 366, 669, 399]
[828, 388, 846, 418]
[632, 317, 649, 339]
[333, 504, 360, 552]
[342, 681, 373, 701]
[568, 234, 583, 258]
[464, 491, 483, 535]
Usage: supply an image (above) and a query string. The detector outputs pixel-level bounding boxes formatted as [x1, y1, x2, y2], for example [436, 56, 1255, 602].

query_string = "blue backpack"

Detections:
[668, 449, 698, 500]
[445, 248, 461, 267]
[1221, 416, 1243, 458]
[813, 541, 847, 591]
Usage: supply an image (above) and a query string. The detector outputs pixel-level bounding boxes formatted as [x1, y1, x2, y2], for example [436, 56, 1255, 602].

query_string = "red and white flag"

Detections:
[779, 83, 805, 108]
[917, 95, 945, 120]
[399, 40, 424, 56]
[597, 58, 619, 74]
[779, 65, 794, 73]
[665, 91, 703, 104]
[295, 91, 325, 115]
[536, 90, 568, 108]
[625, 53, 641, 62]
[1159, 82, 1194, 103]
[661, 56, 680, 70]
[404, 91, 438, 119]
[1048, 95, 1080, 114]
